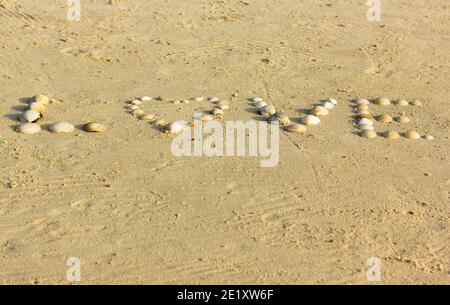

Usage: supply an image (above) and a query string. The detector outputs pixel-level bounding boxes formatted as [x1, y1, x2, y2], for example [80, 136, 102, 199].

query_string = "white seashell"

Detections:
[254, 101, 268, 109]
[140, 96, 152, 101]
[130, 99, 143, 106]
[383, 130, 400, 140]
[16, 123, 41, 134]
[250, 97, 263, 103]
[301, 115, 320, 125]
[165, 121, 188, 134]
[83, 122, 106, 132]
[34, 94, 50, 105]
[356, 98, 370, 105]
[284, 124, 306, 133]
[411, 100, 422, 107]
[397, 115, 410, 123]
[193, 96, 204, 102]
[49, 122, 75, 134]
[140, 114, 157, 121]
[128, 104, 141, 111]
[311, 106, 329, 116]
[358, 124, 374, 131]
[377, 114, 393, 123]
[20, 110, 42, 123]
[208, 97, 220, 102]
[404, 130, 420, 140]
[424, 134, 434, 141]
[358, 118, 374, 126]
[377, 97, 391, 106]
[218, 104, 230, 110]
[357, 110, 371, 115]
[29, 102, 46, 113]
[328, 98, 338, 105]
[171, 100, 181, 104]
[259, 105, 277, 116]
[268, 113, 291, 126]
[396, 99, 409, 106]
[322, 101, 334, 109]
[181, 99, 190, 104]
[360, 130, 377, 139]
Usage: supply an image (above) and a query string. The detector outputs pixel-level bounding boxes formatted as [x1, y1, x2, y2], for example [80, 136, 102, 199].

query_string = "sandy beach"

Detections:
[0, 0, 449, 284]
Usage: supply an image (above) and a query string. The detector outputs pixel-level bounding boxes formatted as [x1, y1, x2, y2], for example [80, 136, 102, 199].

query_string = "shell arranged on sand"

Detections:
[20, 110, 42, 123]
[29, 102, 46, 113]
[383, 130, 400, 140]
[208, 97, 220, 102]
[376, 97, 391, 106]
[217, 104, 230, 110]
[154, 119, 166, 126]
[128, 104, 141, 111]
[211, 108, 224, 118]
[396, 99, 409, 106]
[358, 118, 374, 126]
[311, 106, 329, 117]
[357, 114, 374, 121]
[193, 96, 204, 102]
[322, 101, 334, 109]
[34, 94, 50, 105]
[377, 114, 393, 123]
[254, 101, 268, 109]
[424, 134, 434, 141]
[130, 99, 143, 106]
[328, 98, 338, 105]
[16, 123, 41, 134]
[411, 100, 422, 107]
[357, 110, 371, 115]
[356, 98, 370, 105]
[259, 104, 277, 116]
[360, 129, 377, 139]
[251, 97, 263, 103]
[140, 96, 152, 101]
[301, 115, 320, 125]
[268, 113, 291, 126]
[181, 99, 190, 104]
[83, 122, 106, 133]
[140, 114, 157, 121]
[156, 96, 167, 102]
[165, 121, 188, 134]
[397, 115, 410, 123]
[404, 130, 420, 139]
[49, 122, 75, 134]
[358, 124, 374, 131]
[355, 103, 369, 111]
[201, 114, 215, 121]
[284, 124, 306, 133]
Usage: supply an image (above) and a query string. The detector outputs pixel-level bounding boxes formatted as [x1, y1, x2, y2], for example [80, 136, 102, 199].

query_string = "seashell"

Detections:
[411, 100, 422, 107]
[404, 130, 420, 140]
[171, 100, 181, 104]
[208, 97, 220, 102]
[311, 106, 329, 117]
[34, 94, 50, 105]
[165, 121, 188, 134]
[360, 129, 377, 139]
[424, 134, 434, 141]
[49, 121, 75, 134]
[83, 122, 106, 132]
[201, 114, 215, 121]
[357, 110, 371, 115]
[259, 104, 277, 116]
[397, 115, 410, 123]
[130, 99, 143, 106]
[328, 98, 338, 105]
[132, 109, 145, 117]
[140, 114, 157, 121]
[284, 124, 306, 133]
[154, 119, 166, 126]
[217, 104, 230, 110]
[358, 118, 374, 126]
[356, 98, 370, 105]
[29, 102, 46, 113]
[211, 108, 224, 118]
[322, 101, 334, 109]
[254, 101, 268, 109]
[358, 124, 374, 131]
[383, 130, 400, 140]
[156, 96, 167, 102]
[377, 114, 393, 123]
[355, 103, 369, 111]
[140, 96, 152, 101]
[396, 99, 409, 106]
[181, 99, 190, 104]
[20, 110, 42, 123]
[376, 97, 391, 106]
[16, 123, 41, 134]
[128, 104, 141, 111]
[250, 97, 263, 103]
[357, 114, 374, 120]
[193, 96, 204, 102]
[268, 113, 291, 126]
[301, 115, 320, 125]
